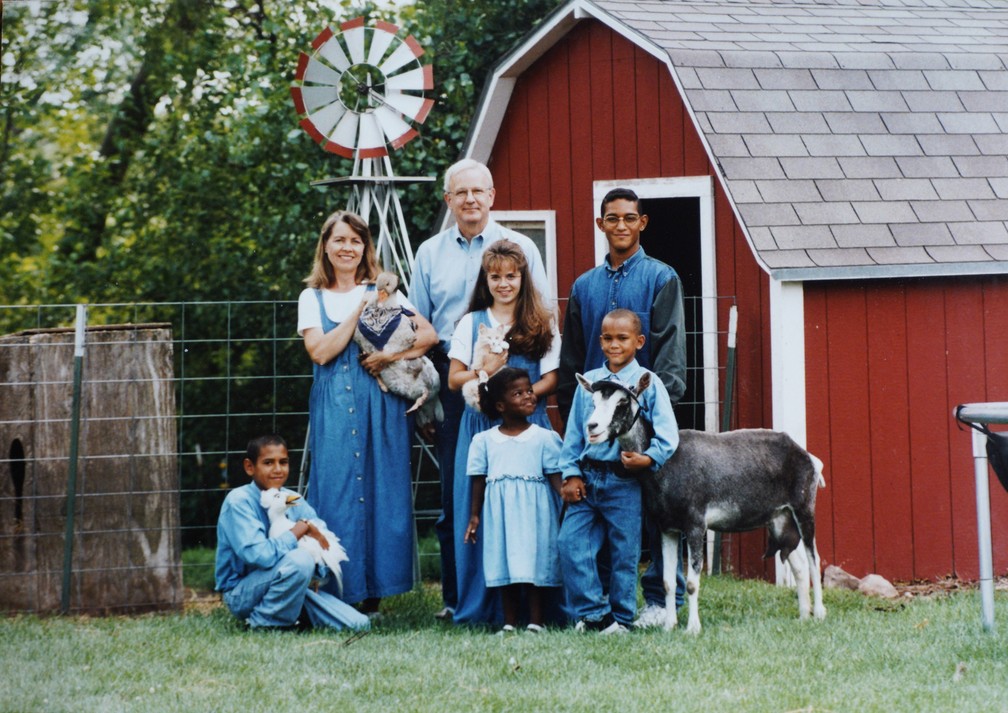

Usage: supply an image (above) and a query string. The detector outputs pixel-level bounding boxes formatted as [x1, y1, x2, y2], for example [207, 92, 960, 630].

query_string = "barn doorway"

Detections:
[640, 196, 704, 431]
[593, 177, 716, 432]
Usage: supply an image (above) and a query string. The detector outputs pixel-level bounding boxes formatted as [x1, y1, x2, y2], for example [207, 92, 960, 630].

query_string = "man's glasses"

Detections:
[450, 188, 489, 200]
[602, 214, 641, 227]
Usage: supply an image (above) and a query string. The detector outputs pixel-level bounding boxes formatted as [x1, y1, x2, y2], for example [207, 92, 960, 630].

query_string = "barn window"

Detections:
[491, 210, 558, 306]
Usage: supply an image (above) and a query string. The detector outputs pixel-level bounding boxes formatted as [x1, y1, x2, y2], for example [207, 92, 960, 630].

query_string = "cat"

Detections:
[461, 321, 509, 412]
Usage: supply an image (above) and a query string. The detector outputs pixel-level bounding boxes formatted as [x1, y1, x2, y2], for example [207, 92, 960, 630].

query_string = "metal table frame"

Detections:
[955, 401, 1008, 632]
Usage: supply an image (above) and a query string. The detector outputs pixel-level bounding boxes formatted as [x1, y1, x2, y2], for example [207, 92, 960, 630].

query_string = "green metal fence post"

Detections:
[60, 304, 87, 614]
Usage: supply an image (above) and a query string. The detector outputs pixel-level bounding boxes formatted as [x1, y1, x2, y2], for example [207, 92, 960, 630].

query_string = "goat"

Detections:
[577, 372, 827, 634]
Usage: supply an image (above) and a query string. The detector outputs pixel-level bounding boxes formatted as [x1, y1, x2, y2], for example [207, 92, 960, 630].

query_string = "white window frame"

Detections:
[491, 209, 558, 304]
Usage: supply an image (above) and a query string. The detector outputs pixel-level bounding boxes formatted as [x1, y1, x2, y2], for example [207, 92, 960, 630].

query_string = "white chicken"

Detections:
[353, 271, 444, 428]
[259, 487, 347, 595]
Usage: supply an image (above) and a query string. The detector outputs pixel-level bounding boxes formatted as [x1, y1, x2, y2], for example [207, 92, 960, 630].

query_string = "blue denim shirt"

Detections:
[408, 220, 551, 347]
[556, 247, 686, 420]
[559, 359, 679, 480]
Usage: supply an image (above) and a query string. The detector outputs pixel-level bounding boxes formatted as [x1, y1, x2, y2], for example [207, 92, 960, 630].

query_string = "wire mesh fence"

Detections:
[0, 296, 734, 615]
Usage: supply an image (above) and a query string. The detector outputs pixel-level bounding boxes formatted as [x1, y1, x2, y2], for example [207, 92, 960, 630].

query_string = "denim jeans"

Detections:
[223, 549, 369, 631]
[558, 465, 642, 627]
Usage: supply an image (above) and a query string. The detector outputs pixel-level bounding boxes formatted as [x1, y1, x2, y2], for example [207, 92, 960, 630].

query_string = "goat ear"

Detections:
[477, 322, 487, 336]
[636, 371, 652, 394]
[576, 373, 593, 392]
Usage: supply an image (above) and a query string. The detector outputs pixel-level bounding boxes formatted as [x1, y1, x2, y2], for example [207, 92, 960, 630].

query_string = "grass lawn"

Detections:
[3, 572, 1007, 713]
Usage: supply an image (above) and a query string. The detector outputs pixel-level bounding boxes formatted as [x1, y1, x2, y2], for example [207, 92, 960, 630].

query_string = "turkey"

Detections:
[354, 271, 443, 427]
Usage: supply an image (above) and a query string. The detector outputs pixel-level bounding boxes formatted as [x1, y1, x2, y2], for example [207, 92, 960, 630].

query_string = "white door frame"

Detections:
[592, 176, 718, 432]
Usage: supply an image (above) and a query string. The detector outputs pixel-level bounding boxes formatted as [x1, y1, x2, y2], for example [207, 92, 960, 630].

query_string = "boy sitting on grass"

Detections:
[215, 434, 370, 632]
[557, 309, 679, 633]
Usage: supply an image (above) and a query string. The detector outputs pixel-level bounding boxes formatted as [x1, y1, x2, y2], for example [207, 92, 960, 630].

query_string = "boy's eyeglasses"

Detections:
[602, 214, 641, 227]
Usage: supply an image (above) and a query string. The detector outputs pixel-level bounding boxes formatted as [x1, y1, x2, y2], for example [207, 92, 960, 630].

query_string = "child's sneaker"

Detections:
[498, 624, 516, 635]
[634, 603, 667, 629]
[574, 613, 619, 632]
[526, 623, 546, 633]
[600, 620, 630, 635]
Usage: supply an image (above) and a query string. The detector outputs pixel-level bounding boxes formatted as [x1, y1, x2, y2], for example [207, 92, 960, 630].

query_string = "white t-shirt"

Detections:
[297, 286, 417, 336]
[448, 310, 561, 373]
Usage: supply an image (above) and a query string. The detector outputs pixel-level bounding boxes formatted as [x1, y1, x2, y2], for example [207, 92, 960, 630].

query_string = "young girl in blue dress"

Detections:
[447, 239, 560, 624]
[464, 367, 563, 632]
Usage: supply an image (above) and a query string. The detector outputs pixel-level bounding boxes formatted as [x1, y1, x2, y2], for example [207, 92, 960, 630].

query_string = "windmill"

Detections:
[290, 17, 439, 498]
[291, 17, 435, 285]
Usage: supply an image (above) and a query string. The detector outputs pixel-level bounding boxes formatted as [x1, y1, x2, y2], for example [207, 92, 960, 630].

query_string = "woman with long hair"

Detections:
[297, 210, 437, 617]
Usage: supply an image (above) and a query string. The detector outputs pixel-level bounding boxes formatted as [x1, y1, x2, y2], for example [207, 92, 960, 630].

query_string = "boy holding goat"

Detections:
[557, 186, 687, 627]
[557, 310, 679, 633]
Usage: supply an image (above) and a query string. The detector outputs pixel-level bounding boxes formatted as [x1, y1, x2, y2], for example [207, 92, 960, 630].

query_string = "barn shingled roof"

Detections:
[470, 0, 1008, 280]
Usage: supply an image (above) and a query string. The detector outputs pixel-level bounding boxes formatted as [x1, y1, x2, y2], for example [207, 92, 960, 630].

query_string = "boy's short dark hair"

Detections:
[246, 434, 288, 463]
[603, 308, 643, 336]
[477, 366, 531, 415]
[600, 187, 642, 216]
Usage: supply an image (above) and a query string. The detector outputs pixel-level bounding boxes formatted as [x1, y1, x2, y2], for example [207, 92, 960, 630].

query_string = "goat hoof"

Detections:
[814, 605, 827, 620]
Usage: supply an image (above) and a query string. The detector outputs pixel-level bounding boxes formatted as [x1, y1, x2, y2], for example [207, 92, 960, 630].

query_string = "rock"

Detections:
[858, 573, 899, 599]
[824, 564, 861, 590]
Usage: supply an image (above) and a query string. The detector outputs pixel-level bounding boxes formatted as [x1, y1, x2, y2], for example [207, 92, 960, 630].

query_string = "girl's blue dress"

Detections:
[305, 288, 414, 605]
[451, 310, 554, 624]
[467, 424, 563, 588]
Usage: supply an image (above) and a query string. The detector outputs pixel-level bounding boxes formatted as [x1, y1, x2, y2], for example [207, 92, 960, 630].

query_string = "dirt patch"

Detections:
[893, 575, 1008, 598]
[183, 588, 223, 615]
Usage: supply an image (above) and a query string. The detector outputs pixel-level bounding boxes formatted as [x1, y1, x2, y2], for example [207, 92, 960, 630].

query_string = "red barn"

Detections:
[460, 0, 1008, 583]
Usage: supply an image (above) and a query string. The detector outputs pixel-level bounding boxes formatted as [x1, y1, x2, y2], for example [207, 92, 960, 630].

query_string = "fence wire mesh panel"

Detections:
[0, 296, 734, 614]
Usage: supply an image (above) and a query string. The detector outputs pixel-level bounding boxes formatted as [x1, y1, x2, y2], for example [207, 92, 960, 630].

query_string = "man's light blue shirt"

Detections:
[559, 359, 679, 480]
[408, 219, 551, 346]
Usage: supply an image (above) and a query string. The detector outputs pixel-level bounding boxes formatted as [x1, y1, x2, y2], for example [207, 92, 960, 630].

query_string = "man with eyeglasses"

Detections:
[409, 157, 550, 621]
[557, 186, 687, 630]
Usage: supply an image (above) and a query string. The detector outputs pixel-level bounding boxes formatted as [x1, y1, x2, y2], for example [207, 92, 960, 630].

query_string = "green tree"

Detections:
[1, 0, 562, 307]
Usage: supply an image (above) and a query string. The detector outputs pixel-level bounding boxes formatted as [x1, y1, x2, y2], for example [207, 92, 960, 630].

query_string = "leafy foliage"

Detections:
[2, 0, 562, 549]
[1, 0, 563, 307]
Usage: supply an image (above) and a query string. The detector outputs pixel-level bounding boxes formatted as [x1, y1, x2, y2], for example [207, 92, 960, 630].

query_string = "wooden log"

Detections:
[0, 324, 182, 614]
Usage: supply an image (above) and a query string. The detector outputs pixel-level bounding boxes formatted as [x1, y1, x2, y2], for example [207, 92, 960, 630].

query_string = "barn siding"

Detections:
[805, 277, 1008, 581]
[479, 16, 1008, 584]
[486, 21, 774, 578]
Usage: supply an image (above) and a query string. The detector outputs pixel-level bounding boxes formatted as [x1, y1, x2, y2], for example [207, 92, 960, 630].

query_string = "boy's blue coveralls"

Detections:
[215, 483, 370, 631]
[557, 360, 679, 627]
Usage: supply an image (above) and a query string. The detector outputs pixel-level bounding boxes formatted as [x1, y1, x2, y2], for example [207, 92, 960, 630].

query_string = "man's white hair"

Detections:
[443, 158, 493, 193]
